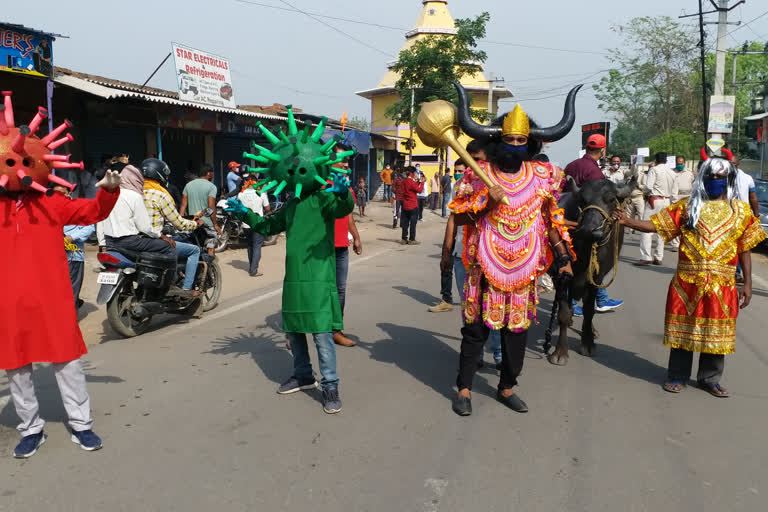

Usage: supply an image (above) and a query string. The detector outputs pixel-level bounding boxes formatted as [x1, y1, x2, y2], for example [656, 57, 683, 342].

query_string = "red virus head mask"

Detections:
[0, 90, 82, 196]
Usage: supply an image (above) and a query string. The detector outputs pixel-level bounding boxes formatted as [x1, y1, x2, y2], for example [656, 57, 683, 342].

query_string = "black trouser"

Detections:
[246, 230, 264, 275]
[68, 260, 84, 307]
[417, 197, 426, 220]
[401, 207, 418, 241]
[667, 348, 725, 385]
[105, 235, 175, 259]
[457, 322, 528, 391]
[440, 270, 453, 303]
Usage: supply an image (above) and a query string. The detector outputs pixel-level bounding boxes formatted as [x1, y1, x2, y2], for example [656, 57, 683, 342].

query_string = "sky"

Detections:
[6, 0, 768, 164]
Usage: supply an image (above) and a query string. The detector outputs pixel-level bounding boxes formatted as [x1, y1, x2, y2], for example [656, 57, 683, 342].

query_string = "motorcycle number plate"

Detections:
[97, 272, 119, 285]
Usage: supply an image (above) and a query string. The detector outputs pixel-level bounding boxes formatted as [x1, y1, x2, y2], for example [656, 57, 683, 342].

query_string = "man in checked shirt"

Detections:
[141, 158, 205, 298]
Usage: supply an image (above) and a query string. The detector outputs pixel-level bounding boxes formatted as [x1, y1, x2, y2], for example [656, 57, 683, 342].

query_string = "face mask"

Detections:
[703, 178, 727, 198]
[612, 163, 620, 169]
[675, 164, 685, 171]
[454, 173, 464, 182]
[503, 143, 528, 153]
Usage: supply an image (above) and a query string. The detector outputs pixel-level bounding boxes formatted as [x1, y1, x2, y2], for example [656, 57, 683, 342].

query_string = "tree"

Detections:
[385, 12, 491, 126]
[347, 116, 370, 131]
[648, 129, 697, 161]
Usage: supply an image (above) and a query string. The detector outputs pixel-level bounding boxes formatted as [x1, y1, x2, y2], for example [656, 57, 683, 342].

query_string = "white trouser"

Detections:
[640, 198, 670, 262]
[6, 359, 93, 437]
[627, 194, 645, 221]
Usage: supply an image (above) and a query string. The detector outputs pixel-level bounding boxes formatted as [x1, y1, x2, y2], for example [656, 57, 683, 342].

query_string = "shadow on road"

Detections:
[392, 286, 440, 306]
[618, 256, 677, 275]
[356, 322, 497, 401]
[229, 259, 250, 273]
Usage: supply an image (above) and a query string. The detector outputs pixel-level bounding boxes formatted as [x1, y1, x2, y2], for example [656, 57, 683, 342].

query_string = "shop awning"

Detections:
[54, 73, 287, 121]
[744, 112, 768, 121]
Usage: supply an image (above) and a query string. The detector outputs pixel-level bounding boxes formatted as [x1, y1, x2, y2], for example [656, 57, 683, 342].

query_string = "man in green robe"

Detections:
[232, 173, 354, 414]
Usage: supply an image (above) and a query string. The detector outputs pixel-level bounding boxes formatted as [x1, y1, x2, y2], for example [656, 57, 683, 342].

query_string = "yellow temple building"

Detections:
[356, 0, 512, 182]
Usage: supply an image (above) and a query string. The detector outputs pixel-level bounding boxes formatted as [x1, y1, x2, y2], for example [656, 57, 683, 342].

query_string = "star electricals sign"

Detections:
[0, 23, 56, 78]
[171, 43, 236, 109]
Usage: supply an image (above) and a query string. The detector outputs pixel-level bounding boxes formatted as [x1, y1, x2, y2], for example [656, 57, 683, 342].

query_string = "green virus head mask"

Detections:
[242, 105, 355, 199]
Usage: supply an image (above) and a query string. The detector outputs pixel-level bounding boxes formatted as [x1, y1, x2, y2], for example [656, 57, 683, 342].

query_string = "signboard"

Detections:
[581, 122, 611, 149]
[666, 156, 676, 168]
[0, 24, 55, 78]
[171, 43, 236, 109]
[636, 147, 649, 157]
[707, 95, 735, 134]
[706, 138, 725, 154]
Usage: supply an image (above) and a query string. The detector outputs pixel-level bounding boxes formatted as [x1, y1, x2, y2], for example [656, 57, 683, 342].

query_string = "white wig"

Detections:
[686, 157, 737, 230]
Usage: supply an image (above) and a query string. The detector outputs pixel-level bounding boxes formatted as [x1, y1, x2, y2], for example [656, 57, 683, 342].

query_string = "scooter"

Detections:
[95, 208, 223, 338]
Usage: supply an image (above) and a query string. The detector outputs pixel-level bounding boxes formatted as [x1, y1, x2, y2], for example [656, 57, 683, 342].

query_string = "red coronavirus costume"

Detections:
[0, 91, 119, 456]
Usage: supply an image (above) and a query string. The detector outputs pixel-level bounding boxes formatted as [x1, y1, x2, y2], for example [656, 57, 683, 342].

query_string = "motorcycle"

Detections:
[215, 197, 280, 252]
[95, 208, 223, 338]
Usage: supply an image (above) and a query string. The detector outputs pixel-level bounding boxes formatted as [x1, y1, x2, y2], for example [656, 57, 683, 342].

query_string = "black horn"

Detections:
[615, 176, 637, 200]
[453, 82, 502, 139]
[529, 84, 583, 142]
[566, 175, 580, 194]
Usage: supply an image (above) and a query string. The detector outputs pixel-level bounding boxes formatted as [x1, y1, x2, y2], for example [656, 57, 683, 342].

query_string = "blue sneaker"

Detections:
[573, 304, 583, 317]
[71, 430, 103, 451]
[596, 297, 624, 312]
[13, 432, 46, 458]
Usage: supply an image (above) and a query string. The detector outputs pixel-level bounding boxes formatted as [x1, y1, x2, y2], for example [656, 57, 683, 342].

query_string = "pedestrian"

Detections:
[615, 154, 765, 397]
[400, 166, 424, 244]
[449, 84, 576, 416]
[379, 164, 393, 204]
[56, 185, 96, 310]
[635, 152, 678, 266]
[236, 172, 271, 277]
[604, 155, 627, 184]
[563, 135, 623, 315]
[180, 164, 222, 257]
[355, 176, 367, 217]
[440, 169, 453, 217]
[669, 156, 695, 252]
[392, 167, 405, 229]
[226, 161, 241, 195]
[429, 171, 440, 210]
[1, 94, 121, 457]
[417, 171, 429, 221]
[732, 155, 760, 216]
[330, 149, 363, 348]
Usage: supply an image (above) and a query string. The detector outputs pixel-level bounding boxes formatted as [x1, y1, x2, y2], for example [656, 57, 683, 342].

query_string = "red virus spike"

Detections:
[40, 120, 72, 147]
[0, 175, 8, 192]
[42, 153, 71, 162]
[47, 173, 76, 190]
[28, 107, 48, 135]
[52, 161, 84, 170]
[16, 169, 33, 187]
[11, 125, 31, 154]
[0, 105, 8, 136]
[2, 91, 14, 128]
[47, 133, 73, 151]
[27, 180, 54, 196]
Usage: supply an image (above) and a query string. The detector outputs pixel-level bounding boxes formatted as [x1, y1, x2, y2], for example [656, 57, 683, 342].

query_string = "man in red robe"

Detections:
[1, 171, 121, 458]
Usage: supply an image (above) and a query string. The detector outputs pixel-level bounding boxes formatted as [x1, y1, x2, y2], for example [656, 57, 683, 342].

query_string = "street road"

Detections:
[1, 203, 767, 512]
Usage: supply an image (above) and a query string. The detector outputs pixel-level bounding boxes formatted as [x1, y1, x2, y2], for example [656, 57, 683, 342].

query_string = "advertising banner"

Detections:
[0, 24, 55, 78]
[581, 122, 611, 149]
[707, 95, 735, 134]
[171, 43, 236, 109]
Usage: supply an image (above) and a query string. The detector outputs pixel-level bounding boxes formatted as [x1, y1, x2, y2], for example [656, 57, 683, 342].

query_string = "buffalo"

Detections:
[544, 177, 635, 365]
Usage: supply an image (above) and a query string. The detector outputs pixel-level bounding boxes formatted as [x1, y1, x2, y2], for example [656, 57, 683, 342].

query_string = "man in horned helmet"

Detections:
[447, 83, 579, 416]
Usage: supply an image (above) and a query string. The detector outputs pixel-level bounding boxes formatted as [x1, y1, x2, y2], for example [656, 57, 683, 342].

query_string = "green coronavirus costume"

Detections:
[228, 106, 354, 333]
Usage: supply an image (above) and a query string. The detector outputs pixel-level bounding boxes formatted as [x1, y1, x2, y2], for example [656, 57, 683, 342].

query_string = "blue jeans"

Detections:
[286, 332, 338, 391]
[247, 229, 264, 275]
[573, 288, 609, 308]
[453, 255, 502, 363]
[383, 184, 392, 202]
[174, 241, 200, 290]
[442, 192, 451, 217]
[335, 247, 349, 316]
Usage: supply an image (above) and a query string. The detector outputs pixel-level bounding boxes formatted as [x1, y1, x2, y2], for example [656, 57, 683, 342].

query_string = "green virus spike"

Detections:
[256, 122, 281, 145]
[335, 149, 356, 160]
[288, 137, 301, 156]
[243, 151, 271, 164]
[310, 116, 327, 143]
[253, 178, 270, 190]
[261, 180, 279, 193]
[273, 180, 288, 196]
[277, 129, 290, 143]
[320, 135, 342, 154]
[295, 182, 303, 199]
[313, 155, 331, 166]
[286, 105, 298, 136]
[300, 125, 310, 144]
[246, 166, 270, 173]
[314, 175, 329, 186]
[328, 167, 350, 175]
[252, 141, 283, 161]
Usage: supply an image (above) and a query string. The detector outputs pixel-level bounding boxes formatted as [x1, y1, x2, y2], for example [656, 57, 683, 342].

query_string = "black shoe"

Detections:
[277, 376, 319, 394]
[322, 388, 342, 414]
[452, 395, 472, 416]
[496, 390, 528, 413]
[495, 361, 503, 371]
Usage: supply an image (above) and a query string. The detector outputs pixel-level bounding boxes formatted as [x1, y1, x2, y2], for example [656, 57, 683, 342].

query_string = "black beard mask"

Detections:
[492, 143, 530, 173]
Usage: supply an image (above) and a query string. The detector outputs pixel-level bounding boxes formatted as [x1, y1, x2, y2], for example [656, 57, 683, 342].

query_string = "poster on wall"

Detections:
[707, 95, 735, 134]
[171, 43, 236, 109]
[0, 23, 55, 78]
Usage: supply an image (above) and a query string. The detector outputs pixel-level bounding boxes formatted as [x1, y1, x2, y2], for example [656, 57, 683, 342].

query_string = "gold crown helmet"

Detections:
[502, 104, 530, 137]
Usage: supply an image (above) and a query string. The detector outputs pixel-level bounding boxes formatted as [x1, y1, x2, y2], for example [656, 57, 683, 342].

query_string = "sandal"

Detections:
[699, 382, 729, 398]
[662, 380, 686, 393]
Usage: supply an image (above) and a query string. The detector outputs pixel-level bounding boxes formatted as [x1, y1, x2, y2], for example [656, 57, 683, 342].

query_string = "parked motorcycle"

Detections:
[215, 197, 280, 252]
[96, 208, 223, 338]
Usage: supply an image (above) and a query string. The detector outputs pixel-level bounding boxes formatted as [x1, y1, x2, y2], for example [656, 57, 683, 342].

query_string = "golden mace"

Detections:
[416, 100, 508, 205]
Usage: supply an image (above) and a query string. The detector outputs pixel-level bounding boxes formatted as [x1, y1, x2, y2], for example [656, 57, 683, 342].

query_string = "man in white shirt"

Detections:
[238, 178, 271, 277]
[733, 155, 760, 217]
[636, 152, 678, 266]
[97, 164, 175, 259]
[604, 155, 627, 184]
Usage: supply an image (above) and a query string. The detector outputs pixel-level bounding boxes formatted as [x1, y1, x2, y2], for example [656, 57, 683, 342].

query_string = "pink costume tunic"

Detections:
[449, 161, 572, 332]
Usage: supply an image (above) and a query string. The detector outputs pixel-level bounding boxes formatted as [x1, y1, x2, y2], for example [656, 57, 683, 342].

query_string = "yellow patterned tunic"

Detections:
[651, 198, 766, 354]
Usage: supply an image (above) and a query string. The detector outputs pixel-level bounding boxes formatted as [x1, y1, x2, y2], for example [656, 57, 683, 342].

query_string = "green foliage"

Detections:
[347, 116, 370, 132]
[648, 129, 697, 160]
[385, 12, 491, 126]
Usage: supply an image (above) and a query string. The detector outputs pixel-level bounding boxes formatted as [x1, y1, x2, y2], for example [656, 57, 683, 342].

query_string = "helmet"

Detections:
[141, 158, 171, 187]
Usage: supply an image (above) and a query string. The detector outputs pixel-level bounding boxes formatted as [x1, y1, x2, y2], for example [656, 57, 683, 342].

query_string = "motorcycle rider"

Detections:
[141, 158, 205, 298]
